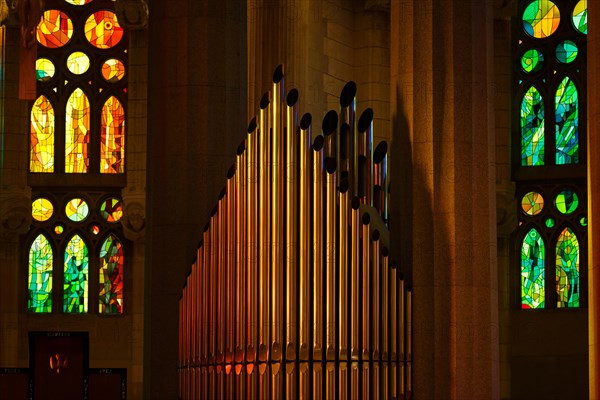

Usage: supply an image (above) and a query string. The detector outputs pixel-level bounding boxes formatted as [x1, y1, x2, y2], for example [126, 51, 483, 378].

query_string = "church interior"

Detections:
[0, 0, 598, 398]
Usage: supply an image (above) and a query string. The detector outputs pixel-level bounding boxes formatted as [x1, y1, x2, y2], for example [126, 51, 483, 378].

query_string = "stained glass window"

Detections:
[28, 234, 53, 313]
[37, 10, 73, 48]
[101, 59, 126, 82]
[66, 52, 91, 75]
[521, 49, 544, 73]
[32, 198, 54, 222]
[36, 58, 56, 82]
[85, 11, 124, 49]
[555, 77, 579, 165]
[521, 228, 545, 309]
[64, 234, 89, 313]
[522, 0, 560, 39]
[30, 95, 55, 173]
[100, 198, 123, 222]
[572, 0, 587, 35]
[99, 235, 124, 314]
[521, 86, 545, 166]
[65, 198, 90, 222]
[556, 227, 580, 308]
[101, 96, 125, 173]
[65, 88, 90, 173]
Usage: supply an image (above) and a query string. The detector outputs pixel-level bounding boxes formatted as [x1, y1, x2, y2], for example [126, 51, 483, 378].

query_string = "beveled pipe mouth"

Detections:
[372, 229, 380, 241]
[373, 141, 388, 164]
[351, 196, 361, 210]
[260, 92, 270, 109]
[219, 187, 226, 200]
[340, 81, 357, 108]
[362, 212, 371, 225]
[300, 113, 312, 130]
[248, 117, 257, 133]
[286, 88, 299, 107]
[381, 247, 389, 257]
[339, 178, 349, 193]
[237, 140, 246, 155]
[312, 135, 324, 152]
[322, 110, 338, 136]
[211, 206, 218, 217]
[357, 108, 374, 133]
[273, 64, 284, 84]
[227, 164, 236, 180]
[325, 158, 336, 174]
[204, 222, 210, 232]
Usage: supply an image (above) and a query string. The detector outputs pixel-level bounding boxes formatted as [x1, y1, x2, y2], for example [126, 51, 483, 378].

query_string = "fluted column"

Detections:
[588, 0, 600, 397]
[390, 0, 499, 398]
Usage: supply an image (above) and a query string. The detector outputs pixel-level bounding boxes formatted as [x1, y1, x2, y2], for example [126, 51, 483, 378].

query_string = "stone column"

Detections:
[390, 0, 499, 398]
[144, 0, 246, 398]
[588, 0, 600, 397]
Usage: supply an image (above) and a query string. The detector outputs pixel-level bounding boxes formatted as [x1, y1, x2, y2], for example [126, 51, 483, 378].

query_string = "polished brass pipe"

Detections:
[258, 363, 268, 399]
[259, 92, 271, 363]
[373, 141, 388, 222]
[246, 118, 258, 363]
[285, 362, 297, 399]
[399, 272, 405, 396]
[178, 290, 183, 399]
[202, 227, 210, 365]
[299, 113, 312, 361]
[325, 158, 337, 361]
[339, 179, 350, 361]
[326, 362, 335, 398]
[350, 197, 361, 360]
[226, 165, 236, 364]
[322, 110, 338, 162]
[351, 361, 359, 399]
[217, 188, 226, 366]
[272, 66, 285, 362]
[362, 361, 370, 399]
[357, 108, 373, 205]
[235, 141, 247, 364]
[285, 88, 299, 362]
[312, 134, 325, 361]
[246, 363, 257, 399]
[339, 81, 357, 196]
[299, 362, 309, 400]
[381, 247, 389, 362]
[389, 259, 397, 399]
[406, 288, 412, 397]
[210, 207, 218, 364]
[372, 229, 381, 361]
[271, 362, 283, 399]
[339, 361, 348, 399]
[314, 362, 323, 400]
[235, 365, 244, 400]
[362, 212, 371, 361]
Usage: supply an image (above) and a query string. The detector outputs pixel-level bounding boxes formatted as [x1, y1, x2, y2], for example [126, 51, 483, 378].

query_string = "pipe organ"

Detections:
[178, 65, 412, 399]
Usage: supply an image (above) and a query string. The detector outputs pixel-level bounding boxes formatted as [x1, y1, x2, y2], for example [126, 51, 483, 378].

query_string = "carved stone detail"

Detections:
[115, 0, 148, 30]
[0, 187, 32, 241]
[0, 0, 19, 27]
[122, 199, 145, 242]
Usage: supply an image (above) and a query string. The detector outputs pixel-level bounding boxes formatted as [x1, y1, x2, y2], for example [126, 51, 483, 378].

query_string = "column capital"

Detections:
[115, 0, 148, 30]
[121, 192, 145, 243]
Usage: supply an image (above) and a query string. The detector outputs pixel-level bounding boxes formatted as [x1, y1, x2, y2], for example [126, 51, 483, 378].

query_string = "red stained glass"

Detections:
[101, 96, 125, 173]
[30, 95, 55, 172]
[99, 235, 124, 314]
[84, 10, 124, 49]
[37, 10, 73, 48]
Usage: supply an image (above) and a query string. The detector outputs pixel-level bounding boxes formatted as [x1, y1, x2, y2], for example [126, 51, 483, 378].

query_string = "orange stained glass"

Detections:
[85, 10, 124, 49]
[65, 0, 93, 4]
[37, 10, 73, 48]
[101, 59, 126, 82]
[101, 96, 125, 173]
[65, 88, 90, 173]
[30, 95, 55, 173]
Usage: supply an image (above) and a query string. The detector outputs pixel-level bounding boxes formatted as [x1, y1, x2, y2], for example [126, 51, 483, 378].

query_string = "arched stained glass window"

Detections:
[556, 227, 580, 307]
[28, 234, 53, 313]
[65, 88, 90, 173]
[30, 95, 55, 173]
[63, 234, 89, 313]
[555, 77, 579, 165]
[101, 96, 125, 173]
[521, 228, 545, 309]
[521, 86, 545, 166]
[99, 235, 124, 314]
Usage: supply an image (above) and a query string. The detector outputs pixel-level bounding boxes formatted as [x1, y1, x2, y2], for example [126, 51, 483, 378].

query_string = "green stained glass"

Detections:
[65, 198, 90, 222]
[63, 235, 89, 313]
[36, 58, 55, 82]
[99, 235, 124, 314]
[521, 86, 545, 166]
[556, 40, 578, 64]
[545, 217, 555, 228]
[32, 198, 54, 222]
[522, 0, 560, 39]
[556, 227, 580, 308]
[521, 228, 545, 309]
[580, 216, 587, 227]
[572, 0, 587, 35]
[521, 191, 544, 215]
[28, 234, 53, 313]
[555, 189, 579, 214]
[55, 225, 64, 234]
[555, 77, 579, 164]
[65, 88, 90, 173]
[30, 95, 55, 173]
[100, 198, 123, 222]
[521, 49, 544, 73]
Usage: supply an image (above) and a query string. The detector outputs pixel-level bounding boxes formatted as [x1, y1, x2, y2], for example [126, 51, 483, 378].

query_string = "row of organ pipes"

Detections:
[178, 65, 412, 399]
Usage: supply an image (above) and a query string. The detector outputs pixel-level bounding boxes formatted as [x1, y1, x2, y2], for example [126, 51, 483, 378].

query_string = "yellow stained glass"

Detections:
[66, 52, 91, 75]
[65, 0, 93, 4]
[85, 10, 124, 49]
[101, 59, 126, 82]
[101, 96, 125, 173]
[30, 95, 55, 173]
[65, 88, 90, 173]
[32, 198, 54, 222]
[36, 58, 55, 82]
[37, 10, 73, 48]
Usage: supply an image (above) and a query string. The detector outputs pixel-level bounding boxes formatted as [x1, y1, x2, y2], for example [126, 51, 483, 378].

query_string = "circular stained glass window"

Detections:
[65, 0, 93, 4]
[522, 0, 560, 39]
[101, 59, 126, 82]
[521, 191, 544, 215]
[545, 217, 555, 228]
[55, 225, 64, 234]
[556, 40, 578, 64]
[90, 225, 100, 235]
[32, 198, 54, 222]
[65, 198, 90, 222]
[37, 10, 73, 48]
[66, 52, 91, 75]
[572, 0, 587, 35]
[85, 10, 124, 49]
[555, 190, 579, 214]
[100, 198, 123, 222]
[580, 216, 588, 227]
[36, 58, 55, 82]
[521, 49, 544, 73]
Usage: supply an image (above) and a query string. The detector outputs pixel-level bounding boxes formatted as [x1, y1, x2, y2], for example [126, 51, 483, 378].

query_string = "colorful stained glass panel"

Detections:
[521, 191, 544, 215]
[32, 198, 54, 222]
[64, 235, 89, 313]
[28, 234, 53, 313]
[573, 0, 587, 35]
[65, 0, 93, 4]
[85, 10, 124, 49]
[521, 86, 545, 166]
[100, 198, 123, 222]
[522, 0, 560, 39]
[66, 52, 91, 75]
[30, 95, 55, 173]
[65, 198, 90, 222]
[556, 40, 578, 64]
[99, 235, 124, 314]
[101, 96, 125, 173]
[521, 228, 545, 309]
[36, 58, 55, 82]
[555, 77, 579, 164]
[37, 10, 73, 48]
[55, 225, 64, 234]
[555, 189, 579, 214]
[65, 88, 90, 173]
[556, 227, 580, 307]
[101, 59, 126, 82]
[521, 49, 544, 73]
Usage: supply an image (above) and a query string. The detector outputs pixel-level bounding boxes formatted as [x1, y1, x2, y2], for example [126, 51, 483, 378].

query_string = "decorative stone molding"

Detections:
[115, 0, 148, 30]
[496, 181, 517, 237]
[0, 187, 32, 241]
[122, 198, 145, 242]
